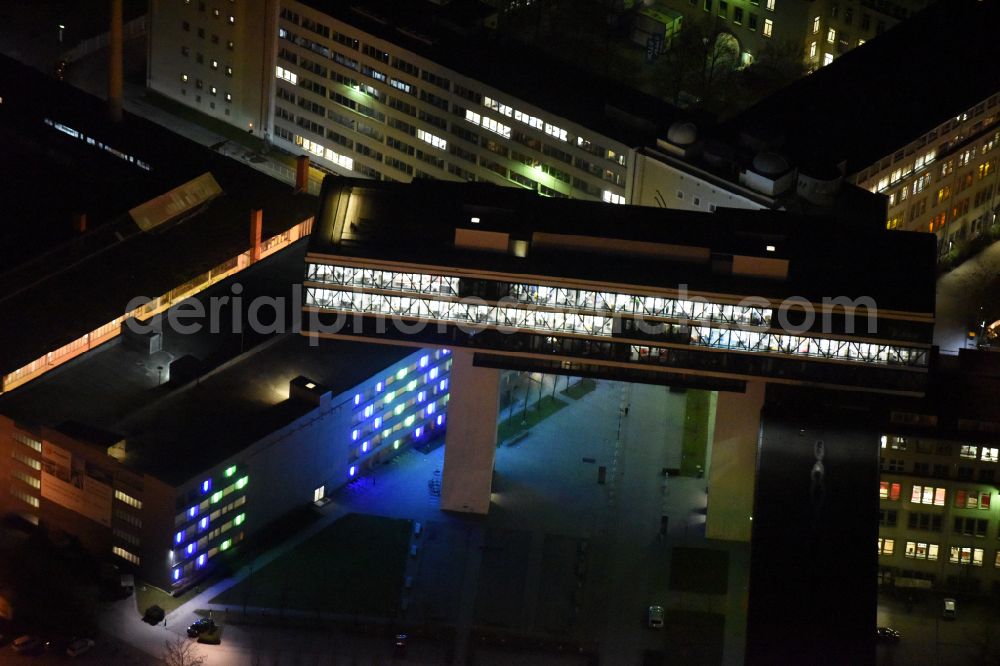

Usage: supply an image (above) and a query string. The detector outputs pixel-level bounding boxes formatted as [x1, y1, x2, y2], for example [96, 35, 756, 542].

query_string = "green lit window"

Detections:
[394, 404, 404, 416]
[385, 390, 395, 403]
[225, 465, 237, 477]
[234, 513, 245, 526]
[236, 476, 249, 490]
[396, 368, 407, 380]
[211, 491, 223, 504]
[220, 539, 232, 551]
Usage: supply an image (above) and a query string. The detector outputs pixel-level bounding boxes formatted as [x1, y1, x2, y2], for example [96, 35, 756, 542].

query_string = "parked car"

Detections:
[876, 626, 901, 643]
[44, 636, 72, 653]
[66, 638, 95, 658]
[11, 635, 41, 653]
[647, 605, 665, 629]
[187, 618, 216, 637]
[393, 633, 407, 657]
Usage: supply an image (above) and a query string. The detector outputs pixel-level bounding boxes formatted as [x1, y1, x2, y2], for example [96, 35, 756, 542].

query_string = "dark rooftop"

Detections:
[309, 177, 937, 318]
[730, 0, 1000, 172]
[0, 54, 318, 375]
[297, 0, 692, 146]
[0, 244, 413, 485]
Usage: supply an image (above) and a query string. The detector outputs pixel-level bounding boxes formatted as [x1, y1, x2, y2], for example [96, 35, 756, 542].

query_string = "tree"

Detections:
[162, 635, 205, 666]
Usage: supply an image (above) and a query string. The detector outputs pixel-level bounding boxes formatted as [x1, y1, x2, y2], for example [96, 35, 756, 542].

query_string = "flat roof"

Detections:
[0, 244, 413, 485]
[730, 0, 1000, 172]
[0, 54, 318, 375]
[295, 0, 691, 146]
[308, 177, 937, 317]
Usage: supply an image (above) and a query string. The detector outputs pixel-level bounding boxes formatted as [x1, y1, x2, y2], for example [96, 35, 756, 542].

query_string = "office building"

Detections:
[148, 0, 694, 204]
[877, 350, 1000, 595]
[733, 0, 1000, 255]
[0, 54, 317, 397]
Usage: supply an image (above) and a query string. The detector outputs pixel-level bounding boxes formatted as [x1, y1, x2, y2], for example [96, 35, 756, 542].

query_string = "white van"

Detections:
[943, 598, 957, 619]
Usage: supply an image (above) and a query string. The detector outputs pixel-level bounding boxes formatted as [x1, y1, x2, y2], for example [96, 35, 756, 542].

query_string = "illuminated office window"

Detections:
[877, 538, 894, 555]
[763, 19, 773, 37]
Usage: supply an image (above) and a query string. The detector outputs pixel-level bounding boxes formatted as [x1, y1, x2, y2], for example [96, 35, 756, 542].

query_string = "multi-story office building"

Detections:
[877, 350, 1000, 595]
[731, 0, 1000, 255]
[0, 332, 451, 591]
[148, 0, 679, 205]
[0, 54, 317, 397]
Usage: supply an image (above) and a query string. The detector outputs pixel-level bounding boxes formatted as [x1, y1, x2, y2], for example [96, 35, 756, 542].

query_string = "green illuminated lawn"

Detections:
[211, 513, 410, 616]
[680, 390, 712, 477]
[497, 395, 568, 443]
[560, 378, 597, 400]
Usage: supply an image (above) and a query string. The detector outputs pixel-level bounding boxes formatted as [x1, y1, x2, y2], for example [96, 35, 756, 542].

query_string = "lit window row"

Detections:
[904, 541, 938, 561]
[954, 490, 992, 510]
[416, 129, 447, 150]
[11, 432, 42, 452]
[305, 286, 927, 368]
[305, 266, 773, 330]
[466, 109, 511, 139]
[11, 468, 40, 490]
[949, 546, 984, 566]
[276, 65, 298, 85]
[115, 489, 143, 509]
[879, 481, 901, 501]
[295, 135, 354, 170]
[42, 118, 152, 171]
[9, 487, 38, 508]
[11, 450, 41, 471]
[112, 546, 140, 565]
[602, 190, 625, 205]
[910, 485, 946, 506]
[544, 123, 568, 142]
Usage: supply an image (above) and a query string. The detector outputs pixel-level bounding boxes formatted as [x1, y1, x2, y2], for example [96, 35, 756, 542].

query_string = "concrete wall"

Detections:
[440, 350, 500, 514]
[706, 381, 765, 542]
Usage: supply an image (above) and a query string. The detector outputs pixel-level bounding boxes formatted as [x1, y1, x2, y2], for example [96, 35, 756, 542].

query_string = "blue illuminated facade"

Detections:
[164, 346, 452, 590]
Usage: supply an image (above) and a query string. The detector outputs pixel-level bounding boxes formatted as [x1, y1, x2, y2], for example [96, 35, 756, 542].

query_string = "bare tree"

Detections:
[162, 635, 205, 666]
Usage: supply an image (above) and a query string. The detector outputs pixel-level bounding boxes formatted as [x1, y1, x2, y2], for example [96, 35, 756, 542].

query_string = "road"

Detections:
[876, 592, 1000, 664]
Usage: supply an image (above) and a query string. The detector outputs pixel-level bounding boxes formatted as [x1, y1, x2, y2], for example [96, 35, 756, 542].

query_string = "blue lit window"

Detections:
[415, 427, 423, 438]
[175, 531, 184, 544]
[197, 554, 207, 567]
[349, 465, 356, 477]
[364, 404, 374, 418]
[188, 506, 198, 518]
[199, 517, 209, 530]
[173, 568, 181, 581]
[427, 402, 435, 415]
[442, 349, 450, 355]
[419, 355, 429, 368]
[361, 441, 369, 453]
[186, 543, 195, 556]
[202, 479, 212, 494]
[352, 429, 359, 441]
[417, 391, 426, 403]
[374, 416, 382, 428]
[437, 414, 445, 426]
[439, 379, 448, 391]
[429, 367, 439, 380]
[376, 381, 383, 392]
[354, 393, 361, 406]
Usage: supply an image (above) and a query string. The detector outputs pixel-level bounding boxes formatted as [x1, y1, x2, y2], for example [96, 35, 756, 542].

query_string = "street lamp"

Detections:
[58, 24, 65, 43]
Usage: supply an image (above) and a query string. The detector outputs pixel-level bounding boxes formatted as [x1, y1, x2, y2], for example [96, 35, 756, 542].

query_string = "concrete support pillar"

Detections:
[440, 350, 500, 515]
[705, 380, 765, 542]
[250, 209, 263, 262]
